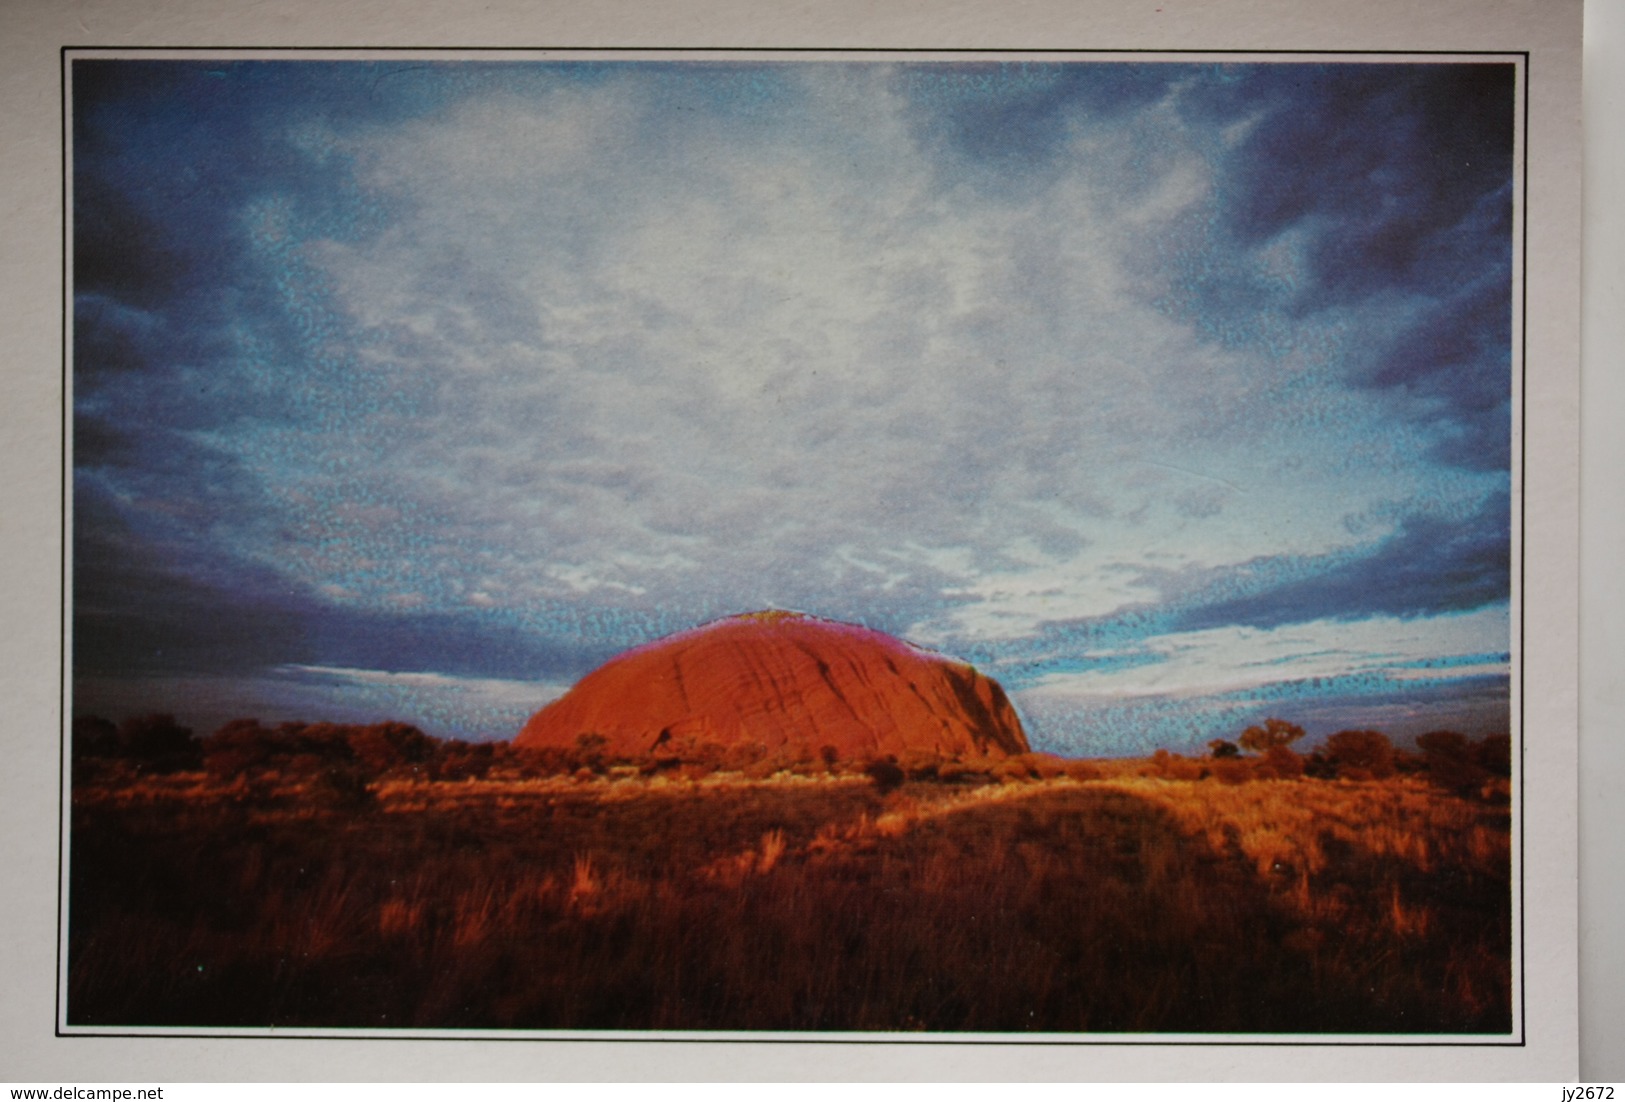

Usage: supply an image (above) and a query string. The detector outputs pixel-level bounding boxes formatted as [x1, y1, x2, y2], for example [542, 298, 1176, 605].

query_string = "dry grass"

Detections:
[67, 765, 1511, 1033]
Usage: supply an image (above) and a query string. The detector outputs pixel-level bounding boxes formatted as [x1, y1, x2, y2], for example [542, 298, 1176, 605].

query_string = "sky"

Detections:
[70, 57, 1517, 754]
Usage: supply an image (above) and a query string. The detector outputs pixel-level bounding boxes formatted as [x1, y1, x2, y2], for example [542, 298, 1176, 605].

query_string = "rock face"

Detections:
[515, 610, 1029, 761]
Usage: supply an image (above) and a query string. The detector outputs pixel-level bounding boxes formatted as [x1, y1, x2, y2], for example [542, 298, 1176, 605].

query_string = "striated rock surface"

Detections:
[515, 610, 1029, 760]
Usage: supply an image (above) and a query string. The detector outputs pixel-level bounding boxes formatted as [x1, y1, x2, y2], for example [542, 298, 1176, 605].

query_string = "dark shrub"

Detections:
[1258, 744, 1304, 780]
[994, 756, 1036, 783]
[71, 716, 121, 784]
[898, 749, 943, 781]
[1416, 730, 1471, 762]
[432, 739, 493, 781]
[347, 721, 436, 776]
[864, 758, 906, 794]
[1207, 738, 1240, 759]
[201, 719, 281, 779]
[1303, 752, 1337, 780]
[1416, 730, 1482, 792]
[117, 714, 199, 772]
[578, 734, 614, 776]
[311, 763, 375, 810]
[1324, 730, 1396, 780]
[504, 744, 576, 776]
[1476, 734, 1512, 777]
[72, 715, 119, 758]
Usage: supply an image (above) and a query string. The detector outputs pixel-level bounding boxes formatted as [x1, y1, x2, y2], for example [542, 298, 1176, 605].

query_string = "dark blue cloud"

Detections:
[1150, 64, 1516, 472]
[1353, 276, 1513, 470]
[73, 478, 612, 682]
[1186, 63, 1514, 308]
[1167, 489, 1510, 632]
[983, 489, 1511, 677]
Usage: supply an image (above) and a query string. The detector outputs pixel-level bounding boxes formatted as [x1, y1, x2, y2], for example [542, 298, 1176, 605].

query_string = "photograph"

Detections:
[63, 52, 1522, 1039]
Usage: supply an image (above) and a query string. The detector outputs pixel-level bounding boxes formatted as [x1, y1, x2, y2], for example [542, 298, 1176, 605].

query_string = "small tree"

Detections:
[117, 713, 199, 773]
[1324, 729, 1396, 780]
[819, 744, 840, 773]
[348, 721, 435, 776]
[864, 757, 906, 794]
[72, 715, 119, 758]
[1237, 718, 1306, 755]
[1476, 733, 1512, 777]
[1417, 729, 1497, 795]
[1416, 730, 1470, 762]
[1207, 738, 1240, 759]
[574, 732, 610, 773]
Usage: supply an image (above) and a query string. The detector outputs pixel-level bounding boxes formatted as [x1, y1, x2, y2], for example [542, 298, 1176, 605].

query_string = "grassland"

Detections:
[67, 758, 1511, 1033]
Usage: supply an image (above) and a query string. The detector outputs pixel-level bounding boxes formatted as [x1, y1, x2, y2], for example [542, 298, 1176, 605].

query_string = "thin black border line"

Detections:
[62, 45, 1525, 56]
[56, 46, 1534, 1048]
[53, 1030, 1527, 1047]
[56, 46, 70, 1040]
[1517, 48, 1531, 1051]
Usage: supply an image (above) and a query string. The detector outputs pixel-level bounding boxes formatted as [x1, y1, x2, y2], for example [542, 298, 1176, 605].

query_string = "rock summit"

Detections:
[515, 610, 1029, 761]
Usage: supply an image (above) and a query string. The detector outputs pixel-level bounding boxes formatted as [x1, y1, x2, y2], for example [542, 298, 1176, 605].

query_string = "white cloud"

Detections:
[212, 65, 1500, 669]
[276, 665, 567, 738]
[1017, 605, 1510, 702]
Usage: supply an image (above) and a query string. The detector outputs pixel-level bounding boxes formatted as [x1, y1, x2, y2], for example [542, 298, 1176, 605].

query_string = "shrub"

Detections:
[1238, 718, 1306, 755]
[715, 740, 763, 773]
[1476, 734, 1512, 777]
[117, 714, 200, 773]
[574, 733, 611, 774]
[938, 757, 997, 785]
[311, 763, 375, 810]
[72, 715, 119, 758]
[1150, 750, 1204, 781]
[1019, 753, 1067, 781]
[864, 758, 906, 794]
[502, 744, 576, 777]
[70, 716, 122, 784]
[898, 749, 944, 782]
[202, 719, 281, 779]
[202, 720, 368, 781]
[1302, 752, 1337, 780]
[1062, 759, 1103, 782]
[348, 722, 436, 776]
[1207, 738, 1240, 759]
[1416, 730, 1470, 761]
[1324, 730, 1396, 780]
[433, 740, 494, 781]
[1257, 745, 1304, 780]
[1416, 730, 1491, 796]
[993, 757, 1036, 783]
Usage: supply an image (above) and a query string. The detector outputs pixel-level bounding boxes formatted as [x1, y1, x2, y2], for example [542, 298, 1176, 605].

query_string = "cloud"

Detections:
[1168, 488, 1510, 631]
[69, 60, 1517, 753]
[1186, 64, 1514, 308]
[1015, 605, 1508, 699]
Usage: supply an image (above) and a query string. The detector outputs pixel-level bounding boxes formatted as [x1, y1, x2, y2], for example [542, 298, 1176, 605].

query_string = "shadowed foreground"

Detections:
[69, 771, 1510, 1033]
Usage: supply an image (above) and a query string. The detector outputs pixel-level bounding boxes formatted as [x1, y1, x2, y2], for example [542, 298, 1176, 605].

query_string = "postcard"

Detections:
[1, 0, 1583, 1083]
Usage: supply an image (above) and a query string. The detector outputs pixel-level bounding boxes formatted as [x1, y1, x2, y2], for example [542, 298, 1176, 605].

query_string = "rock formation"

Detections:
[515, 610, 1029, 761]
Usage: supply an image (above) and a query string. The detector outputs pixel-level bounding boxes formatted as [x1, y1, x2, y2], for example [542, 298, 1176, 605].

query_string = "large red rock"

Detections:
[515, 610, 1029, 761]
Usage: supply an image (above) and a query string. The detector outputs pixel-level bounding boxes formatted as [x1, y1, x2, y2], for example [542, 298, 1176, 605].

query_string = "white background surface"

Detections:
[1579, 0, 1623, 1083]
